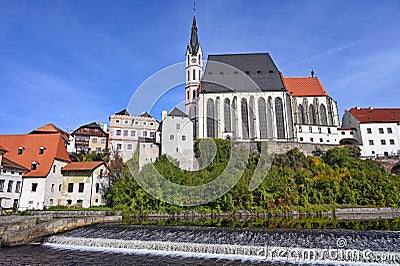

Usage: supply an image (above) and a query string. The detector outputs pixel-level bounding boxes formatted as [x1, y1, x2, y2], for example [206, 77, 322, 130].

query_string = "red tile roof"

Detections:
[349, 108, 400, 123]
[0, 133, 71, 177]
[283, 77, 329, 97]
[2, 157, 29, 171]
[61, 161, 104, 171]
[0, 144, 8, 152]
[30, 124, 69, 143]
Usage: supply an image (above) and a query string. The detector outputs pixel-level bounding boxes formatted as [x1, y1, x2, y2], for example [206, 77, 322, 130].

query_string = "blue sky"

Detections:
[1, 0, 399, 134]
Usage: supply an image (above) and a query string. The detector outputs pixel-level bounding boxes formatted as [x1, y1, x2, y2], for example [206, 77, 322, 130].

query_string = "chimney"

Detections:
[162, 110, 168, 121]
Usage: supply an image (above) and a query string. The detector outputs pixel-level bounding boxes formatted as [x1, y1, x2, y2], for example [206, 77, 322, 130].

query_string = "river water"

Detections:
[1, 219, 400, 265]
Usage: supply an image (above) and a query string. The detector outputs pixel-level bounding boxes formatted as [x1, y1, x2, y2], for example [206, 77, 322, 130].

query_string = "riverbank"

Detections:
[0, 211, 122, 246]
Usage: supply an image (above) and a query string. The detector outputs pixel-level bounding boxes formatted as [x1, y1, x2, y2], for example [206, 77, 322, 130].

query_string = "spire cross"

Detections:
[193, 2, 196, 14]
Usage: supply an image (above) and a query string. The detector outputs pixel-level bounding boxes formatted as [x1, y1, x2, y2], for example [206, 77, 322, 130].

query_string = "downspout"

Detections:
[89, 171, 93, 208]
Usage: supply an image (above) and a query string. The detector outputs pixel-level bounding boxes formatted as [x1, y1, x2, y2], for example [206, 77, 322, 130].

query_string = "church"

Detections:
[184, 12, 353, 145]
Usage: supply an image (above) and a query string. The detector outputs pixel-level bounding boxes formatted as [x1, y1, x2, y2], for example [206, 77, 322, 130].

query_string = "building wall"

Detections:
[61, 165, 107, 208]
[109, 114, 159, 162]
[0, 167, 24, 209]
[196, 91, 294, 141]
[138, 142, 159, 168]
[88, 136, 108, 152]
[19, 177, 46, 210]
[43, 160, 69, 208]
[161, 115, 194, 170]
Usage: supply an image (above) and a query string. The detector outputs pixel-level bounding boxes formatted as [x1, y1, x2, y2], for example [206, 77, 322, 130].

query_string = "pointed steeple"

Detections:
[188, 4, 199, 55]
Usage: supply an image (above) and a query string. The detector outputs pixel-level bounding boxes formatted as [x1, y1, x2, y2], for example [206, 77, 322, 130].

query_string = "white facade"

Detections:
[19, 159, 68, 210]
[61, 164, 107, 208]
[109, 111, 159, 162]
[0, 168, 24, 209]
[342, 108, 400, 158]
[159, 108, 194, 170]
[138, 141, 159, 169]
[196, 91, 295, 142]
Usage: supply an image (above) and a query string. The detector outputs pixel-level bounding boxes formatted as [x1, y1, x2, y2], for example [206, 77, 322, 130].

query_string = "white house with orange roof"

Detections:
[342, 107, 400, 158]
[61, 161, 107, 208]
[0, 133, 71, 210]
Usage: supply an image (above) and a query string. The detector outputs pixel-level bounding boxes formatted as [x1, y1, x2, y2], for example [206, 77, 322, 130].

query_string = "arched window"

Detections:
[275, 97, 285, 139]
[309, 104, 316, 125]
[198, 54, 201, 62]
[215, 97, 220, 138]
[327, 99, 334, 125]
[249, 96, 255, 139]
[258, 97, 268, 139]
[187, 70, 190, 82]
[193, 69, 196, 80]
[224, 98, 231, 132]
[207, 99, 215, 138]
[232, 97, 238, 138]
[241, 98, 249, 139]
[298, 104, 304, 124]
[192, 90, 196, 99]
[199, 70, 201, 80]
[320, 104, 328, 126]
[186, 90, 189, 100]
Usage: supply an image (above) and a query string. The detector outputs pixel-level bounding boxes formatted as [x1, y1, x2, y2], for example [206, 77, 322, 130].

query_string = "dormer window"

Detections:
[39, 147, 45, 154]
[18, 147, 24, 155]
[31, 161, 38, 170]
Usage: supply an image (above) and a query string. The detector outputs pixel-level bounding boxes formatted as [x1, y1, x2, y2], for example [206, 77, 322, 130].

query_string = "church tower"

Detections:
[185, 7, 202, 119]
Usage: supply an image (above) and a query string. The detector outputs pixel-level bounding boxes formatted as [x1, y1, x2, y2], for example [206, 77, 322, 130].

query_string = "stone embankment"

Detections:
[0, 211, 122, 246]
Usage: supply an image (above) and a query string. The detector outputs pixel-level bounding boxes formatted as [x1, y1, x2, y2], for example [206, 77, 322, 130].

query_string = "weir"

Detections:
[44, 224, 400, 265]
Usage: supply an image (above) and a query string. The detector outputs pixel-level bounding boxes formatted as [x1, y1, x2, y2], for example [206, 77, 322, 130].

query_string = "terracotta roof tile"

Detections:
[349, 108, 400, 123]
[2, 157, 29, 171]
[30, 123, 69, 143]
[61, 161, 104, 171]
[283, 77, 329, 97]
[0, 133, 71, 177]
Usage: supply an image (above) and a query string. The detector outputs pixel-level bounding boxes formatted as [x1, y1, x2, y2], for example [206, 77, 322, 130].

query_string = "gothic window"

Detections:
[249, 96, 255, 139]
[258, 97, 268, 139]
[199, 70, 201, 80]
[193, 69, 196, 80]
[241, 98, 250, 139]
[187, 70, 190, 82]
[232, 97, 238, 138]
[224, 98, 231, 132]
[198, 54, 201, 62]
[192, 90, 196, 99]
[309, 104, 316, 125]
[275, 97, 285, 139]
[267, 96, 273, 138]
[298, 104, 304, 124]
[207, 99, 215, 138]
[215, 97, 220, 138]
[320, 104, 328, 126]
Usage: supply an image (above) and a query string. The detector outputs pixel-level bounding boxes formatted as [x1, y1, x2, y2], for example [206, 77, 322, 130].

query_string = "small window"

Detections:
[150, 132, 155, 138]
[176, 124, 181, 130]
[59, 184, 62, 192]
[390, 139, 395, 145]
[31, 162, 38, 170]
[234, 71, 238, 75]
[11, 171, 14, 174]
[67, 200, 72, 205]
[135, 121, 139, 125]
[143, 122, 147, 125]
[176, 147, 179, 152]
[39, 147, 45, 154]
[268, 70, 274, 73]
[32, 183, 38, 192]
[92, 138, 97, 143]
[116, 144, 122, 150]
[208, 72, 212, 75]
[150, 122, 154, 126]
[96, 147, 101, 152]
[96, 183, 100, 193]
[245, 71, 250, 75]
[387, 128, 393, 134]
[127, 144, 133, 150]
[131, 130, 136, 137]
[0, 180, 4, 192]
[142, 131, 147, 137]
[219, 72, 224, 75]
[310, 138, 314, 142]
[341, 131, 345, 135]
[78, 183, 84, 193]
[101, 139, 107, 144]
[7, 181, 13, 192]
[18, 147, 24, 155]
[350, 131, 354, 135]
[116, 130, 121, 136]
[68, 183, 74, 193]
[19, 172, 22, 175]
[381, 139, 386, 145]
[257, 70, 261, 74]
[367, 128, 372, 134]
[169, 134, 175, 140]
[379, 128, 384, 134]
[15, 181, 21, 193]
[53, 165, 56, 173]
[299, 137, 303, 141]
[2, 169, 5, 174]
[299, 126, 302, 133]
[123, 130, 129, 137]
[372, 151, 375, 155]
[51, 184, 54, 192]
[318, 127, 322, 133]
[327, 128, 331, 134]
[309, 127, 312, 133]
[124, 120, 129, 124]
[115, 119, 120, 124]
[319, 138, 323, 143]
[369, 140, 374, 145]
[28, 200, 34, 205]
[182, 135, 187, 141]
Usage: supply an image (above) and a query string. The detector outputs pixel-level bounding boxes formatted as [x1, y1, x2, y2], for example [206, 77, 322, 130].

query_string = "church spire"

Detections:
[188, 3, 199, 55]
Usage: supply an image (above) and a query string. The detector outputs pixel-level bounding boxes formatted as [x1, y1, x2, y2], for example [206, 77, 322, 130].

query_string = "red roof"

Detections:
[349, 108, 400, 123]
[0, 133, 71, 177]
[30, 124, 69, 143]
[283, 77, 329, 97]
[62, 161, 104, 171]
[2, 157, 29, 171]
[0, 144, 8, 152]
